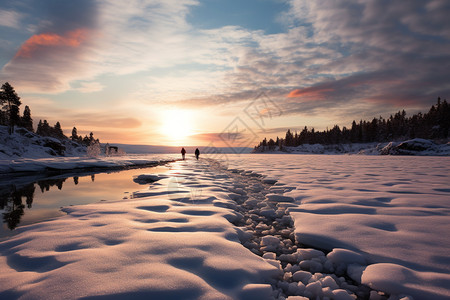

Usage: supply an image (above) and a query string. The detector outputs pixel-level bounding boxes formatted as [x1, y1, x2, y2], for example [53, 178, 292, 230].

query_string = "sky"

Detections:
[1, 0, 449, 148]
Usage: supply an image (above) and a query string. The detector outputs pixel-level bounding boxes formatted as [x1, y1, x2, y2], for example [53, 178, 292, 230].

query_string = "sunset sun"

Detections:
[160, 109, 193, 144]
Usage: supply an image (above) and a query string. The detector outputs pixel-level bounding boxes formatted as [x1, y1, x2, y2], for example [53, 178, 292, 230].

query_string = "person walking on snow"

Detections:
[181, 147, 186, 160]
[195, 148, 200, 160]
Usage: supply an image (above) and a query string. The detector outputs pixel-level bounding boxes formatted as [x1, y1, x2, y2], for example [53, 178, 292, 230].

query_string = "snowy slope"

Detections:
[0, 125, 86, 159]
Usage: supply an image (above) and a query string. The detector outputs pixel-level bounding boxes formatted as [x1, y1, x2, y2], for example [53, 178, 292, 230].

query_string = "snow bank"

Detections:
[0, 155, 178, 173]
[223, 154, 450, 299]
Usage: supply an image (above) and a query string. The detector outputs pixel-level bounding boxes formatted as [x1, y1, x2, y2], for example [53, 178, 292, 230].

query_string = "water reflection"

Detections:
[0, 166, 169, 238]
[1, 183, 35, 230]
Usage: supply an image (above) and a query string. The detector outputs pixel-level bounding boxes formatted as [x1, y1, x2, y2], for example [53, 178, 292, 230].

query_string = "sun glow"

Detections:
[159, 109, 194, 145]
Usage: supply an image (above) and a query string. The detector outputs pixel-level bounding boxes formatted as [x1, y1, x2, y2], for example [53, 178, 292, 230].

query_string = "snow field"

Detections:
[0, 154, 449, 299]
[222, 154, 450, 299]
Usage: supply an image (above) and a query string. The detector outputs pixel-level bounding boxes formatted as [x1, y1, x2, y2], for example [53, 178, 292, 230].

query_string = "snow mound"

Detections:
[362, 263, 450, 300]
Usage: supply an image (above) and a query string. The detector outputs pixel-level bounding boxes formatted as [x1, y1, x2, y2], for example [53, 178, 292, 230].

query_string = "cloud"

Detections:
[15, 29, 88, 58]
[1, 0, 449, 141]
[287, 87, 334, 100]
[0, 9, 22, 28]
[183, 0, 450, 118]
[0, 0, 99, 92]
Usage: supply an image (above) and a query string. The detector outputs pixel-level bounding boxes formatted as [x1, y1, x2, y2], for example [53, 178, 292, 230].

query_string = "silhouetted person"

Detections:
[181, 147, 186, 160]
[195, 148, 200, 160]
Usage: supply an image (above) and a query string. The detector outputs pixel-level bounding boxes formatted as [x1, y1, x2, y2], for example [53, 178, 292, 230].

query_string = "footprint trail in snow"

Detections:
[168, 159, 387, 300]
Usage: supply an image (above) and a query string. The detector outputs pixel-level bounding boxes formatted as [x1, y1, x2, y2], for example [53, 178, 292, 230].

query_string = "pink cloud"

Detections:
[287, 87, 334, 99]
[15, 29, 88, 58]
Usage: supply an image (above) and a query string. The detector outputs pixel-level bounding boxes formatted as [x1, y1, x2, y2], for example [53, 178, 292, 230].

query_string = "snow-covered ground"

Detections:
[222, 154, 450, 299]
[0, 158, 279, 299]
[0, 154, 449, 299]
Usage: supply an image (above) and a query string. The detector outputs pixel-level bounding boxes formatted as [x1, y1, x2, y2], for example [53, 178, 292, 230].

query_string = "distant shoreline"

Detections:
[252, 138, 450, 156]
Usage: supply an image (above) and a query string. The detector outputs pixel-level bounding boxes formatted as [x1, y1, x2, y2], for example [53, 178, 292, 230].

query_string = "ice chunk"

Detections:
[266, 194, 295, 202]
[322, 286, 334, 299]
[261, 235, 280, 247]
[332, 289, 355, 300]
[279, 253, 297, 264]
[327, 248, 367, 266]
[296, 248, 325, 260]
[305, 281, 323, 298]
[321, 275, 339, 289]
[262, 177, 278, 184]
[260, 208, 277, 218]
[133, 174, 165, 184]
[286, 296, 309, 300]
[262, 252, 276, 260]
[299, 260, 323, 273]
[292, 270, 312, 284]
[287, 282, 298, 294]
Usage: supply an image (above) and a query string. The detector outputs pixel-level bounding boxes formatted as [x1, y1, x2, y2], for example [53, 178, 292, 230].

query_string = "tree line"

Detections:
[255, 97, 449, 151]
[0, 82, 99, 145]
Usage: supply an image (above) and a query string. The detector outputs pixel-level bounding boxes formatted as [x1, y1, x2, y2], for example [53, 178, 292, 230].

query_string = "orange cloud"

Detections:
[287, 87, 334, 99]
[15, 29, 88, 58]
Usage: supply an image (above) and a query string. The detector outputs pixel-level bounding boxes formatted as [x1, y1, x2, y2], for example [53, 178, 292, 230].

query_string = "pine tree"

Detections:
[1, 82, 22, 134]
[82, 135, 90, 146]
[53, 121, 65, 139]
[71, 127, 78, 141]
[36, 120, 43, 135]
[285, 129, 294, 146]
[36, 120, 51, 136]
[21, 105, 33, 132]
[0, 89, 5, 125]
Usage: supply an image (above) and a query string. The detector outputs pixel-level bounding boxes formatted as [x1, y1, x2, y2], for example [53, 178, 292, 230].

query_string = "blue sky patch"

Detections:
[187, 0, 290, 34]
